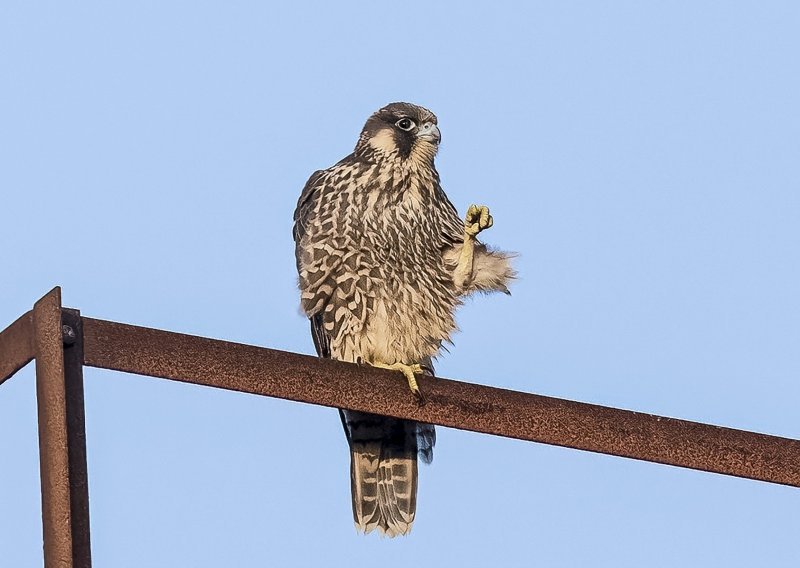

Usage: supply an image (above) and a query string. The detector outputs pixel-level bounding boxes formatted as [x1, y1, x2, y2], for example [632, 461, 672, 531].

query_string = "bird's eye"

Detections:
[396, 118, 416, 131]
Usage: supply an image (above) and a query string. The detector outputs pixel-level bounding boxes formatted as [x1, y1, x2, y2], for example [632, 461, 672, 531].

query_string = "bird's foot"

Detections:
[371, 361, 426, 405]
[464, 204, 493, 238]
[453, 204, 493, 290]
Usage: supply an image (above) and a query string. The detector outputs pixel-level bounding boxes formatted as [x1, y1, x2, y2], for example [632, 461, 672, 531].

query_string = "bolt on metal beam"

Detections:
[33, 288, 92, 568]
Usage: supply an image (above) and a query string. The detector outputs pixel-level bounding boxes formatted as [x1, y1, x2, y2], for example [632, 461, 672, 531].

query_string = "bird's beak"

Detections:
[417, 122, 441, 144]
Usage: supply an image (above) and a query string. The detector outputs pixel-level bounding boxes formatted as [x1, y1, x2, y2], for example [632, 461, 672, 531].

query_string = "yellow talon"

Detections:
[464, 204, 493, 237]
[371, 362, 426, 404]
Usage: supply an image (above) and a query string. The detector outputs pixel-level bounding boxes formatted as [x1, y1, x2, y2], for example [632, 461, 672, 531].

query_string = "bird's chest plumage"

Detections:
[308, 161, 462, 364]
[363, 181, 444, 273]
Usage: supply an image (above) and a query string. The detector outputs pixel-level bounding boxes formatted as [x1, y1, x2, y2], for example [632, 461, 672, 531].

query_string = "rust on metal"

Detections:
[82, 316, 800, 488]
[0, 309, 35, 386]
[60, 308, 91, 567]
[33, 288, 92, 568]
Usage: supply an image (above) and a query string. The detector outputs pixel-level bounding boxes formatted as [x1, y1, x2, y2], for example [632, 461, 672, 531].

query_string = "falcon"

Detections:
[292, 102, 514, 536]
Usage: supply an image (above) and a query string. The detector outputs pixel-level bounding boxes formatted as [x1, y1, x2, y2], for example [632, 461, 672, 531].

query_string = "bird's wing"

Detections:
[293, 165, 338, 321]
[309, 312, 331, 359]
[292, 168, 327, 245]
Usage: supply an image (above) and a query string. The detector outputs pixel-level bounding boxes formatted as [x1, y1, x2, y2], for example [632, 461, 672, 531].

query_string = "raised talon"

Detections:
[371, 361, 426, 404]
[465, 204, 493, 237]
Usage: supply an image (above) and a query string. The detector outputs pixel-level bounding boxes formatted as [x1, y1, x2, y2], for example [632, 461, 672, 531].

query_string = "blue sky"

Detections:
[2, 2, 799, 566]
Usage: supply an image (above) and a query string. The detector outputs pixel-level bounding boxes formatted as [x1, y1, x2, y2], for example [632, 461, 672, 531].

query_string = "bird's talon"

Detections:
[464, 204, 492, 237]
[370, 361, 426, 402]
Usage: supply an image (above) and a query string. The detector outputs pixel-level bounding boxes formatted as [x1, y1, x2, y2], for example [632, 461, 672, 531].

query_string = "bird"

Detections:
[292, 102, 515, 536]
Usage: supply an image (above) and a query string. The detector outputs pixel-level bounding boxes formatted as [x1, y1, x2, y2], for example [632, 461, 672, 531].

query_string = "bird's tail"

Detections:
[350, 439, 418, 536]
[342, 411, 434, 537]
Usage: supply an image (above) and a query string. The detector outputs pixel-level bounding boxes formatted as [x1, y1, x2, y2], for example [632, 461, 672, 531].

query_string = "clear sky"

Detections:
[2, 2, 799, 566]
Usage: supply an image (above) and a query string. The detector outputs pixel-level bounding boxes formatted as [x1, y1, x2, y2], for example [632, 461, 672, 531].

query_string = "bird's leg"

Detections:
[453, 204, 494, 290]
[370, 361, 426, 404]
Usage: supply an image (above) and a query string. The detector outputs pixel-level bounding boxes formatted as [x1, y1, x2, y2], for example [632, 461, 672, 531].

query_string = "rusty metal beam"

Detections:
[0, 309, 35, 386]
[33, 288, 92, 568]
[82, 316, 800, 488]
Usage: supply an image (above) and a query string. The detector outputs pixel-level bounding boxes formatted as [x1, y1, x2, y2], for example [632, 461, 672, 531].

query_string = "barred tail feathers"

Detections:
[343, 410, 429, 537]
[349, 441, 382, 534]
[350, 442, 418, 536]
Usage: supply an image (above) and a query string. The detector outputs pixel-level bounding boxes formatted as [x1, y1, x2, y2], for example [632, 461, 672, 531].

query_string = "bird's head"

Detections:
[355, 102, 441, 164]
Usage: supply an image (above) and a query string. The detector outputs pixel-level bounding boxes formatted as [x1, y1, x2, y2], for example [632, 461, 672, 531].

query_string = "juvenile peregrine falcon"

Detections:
[292, 102, 514, 536]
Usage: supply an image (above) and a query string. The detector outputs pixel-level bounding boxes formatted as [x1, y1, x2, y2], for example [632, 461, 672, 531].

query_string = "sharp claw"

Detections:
[407, 366, 426, 405]
[371, 361, 426, 403]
